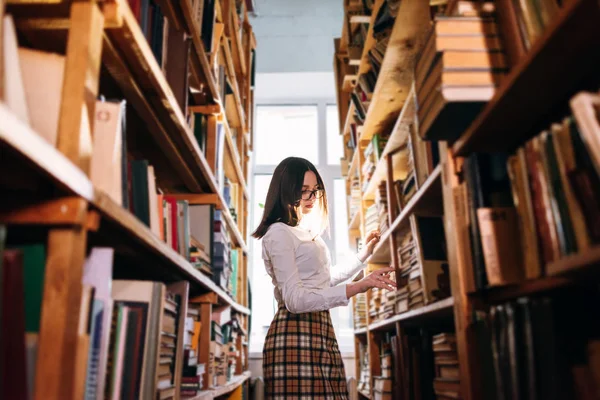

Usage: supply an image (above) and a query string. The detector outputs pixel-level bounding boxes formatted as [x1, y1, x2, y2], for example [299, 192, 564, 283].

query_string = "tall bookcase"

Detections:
[0, 0, 255, 399]
[336, 0, 600, 399]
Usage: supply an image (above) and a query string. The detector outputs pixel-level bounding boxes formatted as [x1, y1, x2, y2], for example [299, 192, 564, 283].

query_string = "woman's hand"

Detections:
[346, 266, 396, 298]
[358, 230, 381, 263]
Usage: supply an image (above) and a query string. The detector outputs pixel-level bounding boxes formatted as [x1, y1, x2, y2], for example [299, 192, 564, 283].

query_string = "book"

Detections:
[91, 100, 125, 206]
[18, 47, 65, 146]
[1, 249, 28, 400]
[3, 16, 30, 124]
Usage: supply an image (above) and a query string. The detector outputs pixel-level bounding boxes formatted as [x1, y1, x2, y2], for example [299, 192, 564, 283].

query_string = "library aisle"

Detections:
[2, 0, 600, 400]
[1, 0, 255, 399]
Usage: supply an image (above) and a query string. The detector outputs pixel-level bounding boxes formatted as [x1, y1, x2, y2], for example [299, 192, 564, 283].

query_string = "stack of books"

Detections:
[358, 342, 371, 394]
[415, 14, 508, 141]
[396, 229, 424, 311]
[379, 272, 397, 320]
[376, 181, 390, 235]
[157, 292, 179, 400]
[369, 287, 383, 321]
[180, 306, 204, 397]
[373, 340, 393, 400]
[189, 236, 211, 276]
[365, 204, 380, 234]
[354, 293, 368, 329]
[350, 176, 362, 220]
[433, 333, 461, 399]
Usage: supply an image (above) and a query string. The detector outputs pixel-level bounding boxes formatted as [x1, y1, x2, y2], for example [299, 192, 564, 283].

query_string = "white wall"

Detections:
[250, 0, 343, 73]
[255, 72, 337, 102]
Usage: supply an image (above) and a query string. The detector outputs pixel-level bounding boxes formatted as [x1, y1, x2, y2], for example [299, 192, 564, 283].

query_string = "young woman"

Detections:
[252, 157, 396, 399]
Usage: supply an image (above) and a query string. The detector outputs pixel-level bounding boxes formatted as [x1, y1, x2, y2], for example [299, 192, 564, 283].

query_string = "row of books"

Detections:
[0, 234, 247, 400]
[416, 12, 508, 141]
[484, 295, 600, 400]
[354, 292, 368, 329]
[3, 13, 239, 235]
[464, 91, 600, 290]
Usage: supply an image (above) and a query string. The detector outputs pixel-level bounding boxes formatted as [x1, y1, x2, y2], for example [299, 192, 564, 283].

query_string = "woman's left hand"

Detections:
[358, 230, 381, 263]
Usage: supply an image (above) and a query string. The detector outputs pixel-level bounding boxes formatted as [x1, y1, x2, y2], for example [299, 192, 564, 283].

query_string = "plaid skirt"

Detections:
[263, 304, 348, 399]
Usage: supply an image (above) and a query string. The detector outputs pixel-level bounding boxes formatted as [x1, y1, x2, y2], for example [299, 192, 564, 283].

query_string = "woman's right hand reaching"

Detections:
[346, 266, 396, 298]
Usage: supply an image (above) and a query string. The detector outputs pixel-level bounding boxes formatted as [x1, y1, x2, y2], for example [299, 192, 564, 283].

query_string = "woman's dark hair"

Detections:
[252, 157, 328, 239]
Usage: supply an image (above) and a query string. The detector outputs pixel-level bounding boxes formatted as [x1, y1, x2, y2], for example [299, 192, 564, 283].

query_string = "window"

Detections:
[326, 105, 344, 165]
[249, 102, 354, 356]
[255, 106, 319, 166]
[249, 174, 276, 353]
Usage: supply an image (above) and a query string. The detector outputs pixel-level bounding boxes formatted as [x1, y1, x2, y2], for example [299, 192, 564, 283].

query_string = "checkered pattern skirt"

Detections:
[263, 304, 349, 399]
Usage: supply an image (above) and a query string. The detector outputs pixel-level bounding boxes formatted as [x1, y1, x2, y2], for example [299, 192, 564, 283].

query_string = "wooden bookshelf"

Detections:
[337, 0, 600, 399]
[0, 105, 250, 315]
[1, 0, 256, 398]
[452, 0, 600, 156]
[368, 164, 442, 264]
[368, 297, 455, 332]
[344, 0, 430, 143]
[362, 85, 416, 200]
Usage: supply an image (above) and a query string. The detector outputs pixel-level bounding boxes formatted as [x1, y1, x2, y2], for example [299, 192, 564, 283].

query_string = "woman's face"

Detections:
[299, 171, 321, 215]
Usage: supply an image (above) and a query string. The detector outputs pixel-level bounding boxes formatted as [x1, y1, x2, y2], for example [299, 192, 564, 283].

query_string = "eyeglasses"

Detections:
[301, 189, 324, 200]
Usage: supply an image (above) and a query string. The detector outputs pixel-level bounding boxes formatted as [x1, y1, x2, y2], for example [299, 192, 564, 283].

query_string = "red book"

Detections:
[164, 197, 179, 253]
[1, 250, 28, 400]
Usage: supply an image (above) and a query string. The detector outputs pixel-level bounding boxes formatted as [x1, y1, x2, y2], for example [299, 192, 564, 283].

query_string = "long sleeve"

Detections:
[263, 226, 349, 313]
[329, 252, 365, 286]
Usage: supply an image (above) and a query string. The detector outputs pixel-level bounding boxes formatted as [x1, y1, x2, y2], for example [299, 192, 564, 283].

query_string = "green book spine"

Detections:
[16, 245, 46, 333]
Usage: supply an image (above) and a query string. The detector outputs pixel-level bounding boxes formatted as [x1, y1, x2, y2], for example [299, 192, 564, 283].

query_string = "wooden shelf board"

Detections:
[354, 327, 368, 335]
[358, 0, 430, 143]
[368, 165, 442, 263]
[0, 104, 94, 199]
[350, 14, 372, 24]
[189, 371, 251, 400]
[474, 276, 577, 304]
[474, 247, 600, 304]
[452, 0, 600, 156]
[547, 246, 600, 277]
[0, 105, 250, 315]
[363, 86, 416, 200]
[368, 296, 454, 331]
[93, 191, 251, 314]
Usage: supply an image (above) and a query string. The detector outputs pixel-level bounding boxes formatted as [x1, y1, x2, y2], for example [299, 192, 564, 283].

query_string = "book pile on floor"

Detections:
[416, 11, 508, 141]
[354, 292, 368, 329]
[433, 332, 461, 400]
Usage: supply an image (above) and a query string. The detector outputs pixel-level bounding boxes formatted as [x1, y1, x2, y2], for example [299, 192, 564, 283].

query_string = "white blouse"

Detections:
[261, 222, 365, 314]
